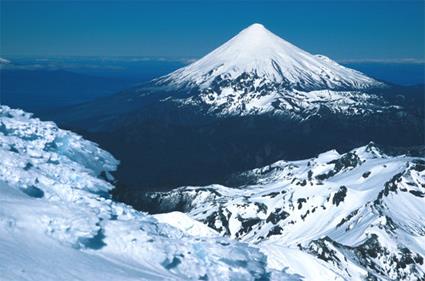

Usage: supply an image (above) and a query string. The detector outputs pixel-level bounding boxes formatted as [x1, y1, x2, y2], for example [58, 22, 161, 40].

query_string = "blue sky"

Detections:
[1, 1, 424, 62]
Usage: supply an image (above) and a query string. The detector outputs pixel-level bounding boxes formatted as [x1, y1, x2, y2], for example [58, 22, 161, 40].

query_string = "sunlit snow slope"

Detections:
[146, 144, 425, 280]
[159, 23, 382, 91]
[0, 106, 288, 281]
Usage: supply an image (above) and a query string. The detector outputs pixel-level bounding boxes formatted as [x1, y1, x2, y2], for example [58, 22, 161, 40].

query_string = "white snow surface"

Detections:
[158, 23, 383, 91]
[178, 88, 393, 117]
[0, 106, 282, 281]
[153, 211, 219, 237]
[2, 105, 423, 280]
[155, 144, 425, 280]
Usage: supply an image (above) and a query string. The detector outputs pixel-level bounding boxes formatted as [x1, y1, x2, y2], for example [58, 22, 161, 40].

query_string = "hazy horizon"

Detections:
[1, 1, 424, 62]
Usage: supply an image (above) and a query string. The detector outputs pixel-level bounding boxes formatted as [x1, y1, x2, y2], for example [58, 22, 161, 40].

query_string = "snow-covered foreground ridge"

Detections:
[147, 144, 425, 280]
[2, 105, 424, 281]
[0, 106, 287, 281]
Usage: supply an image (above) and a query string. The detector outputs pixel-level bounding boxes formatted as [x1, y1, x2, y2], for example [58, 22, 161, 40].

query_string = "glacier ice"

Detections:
[0, 106, 280, 281]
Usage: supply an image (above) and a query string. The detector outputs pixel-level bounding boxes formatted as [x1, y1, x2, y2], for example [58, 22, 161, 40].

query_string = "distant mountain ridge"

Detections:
[141, 143, 425, 280]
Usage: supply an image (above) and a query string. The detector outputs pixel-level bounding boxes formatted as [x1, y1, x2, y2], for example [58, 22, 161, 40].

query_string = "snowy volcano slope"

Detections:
[0, 106, 292, 281]
[158, 23, 381, 91]
[150, 23, 387, 117]
[145, 144, 425, 280]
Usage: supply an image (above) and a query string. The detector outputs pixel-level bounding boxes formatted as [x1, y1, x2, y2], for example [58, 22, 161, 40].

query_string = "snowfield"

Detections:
[146, 145, 425, 280]
[0, 106, 285, 281]
[1, 105, 423, 280]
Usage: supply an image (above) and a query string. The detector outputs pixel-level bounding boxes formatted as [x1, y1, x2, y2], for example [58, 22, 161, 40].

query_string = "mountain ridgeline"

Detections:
[55, 24, 424, 199]
[139, 143, 425, 280]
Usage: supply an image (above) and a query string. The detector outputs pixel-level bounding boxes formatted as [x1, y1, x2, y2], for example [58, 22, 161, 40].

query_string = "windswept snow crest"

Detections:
[0, 106, 285, 281]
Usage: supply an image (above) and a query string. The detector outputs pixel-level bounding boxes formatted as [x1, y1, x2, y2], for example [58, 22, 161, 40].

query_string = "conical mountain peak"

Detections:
[161, 23, 382, 90]
[238, 23, 269, 37]
[224, 23, 296, 56]
[246, 23, 266, 30]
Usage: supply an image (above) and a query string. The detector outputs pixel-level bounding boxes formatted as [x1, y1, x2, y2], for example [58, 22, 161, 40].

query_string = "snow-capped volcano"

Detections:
[158, 23, 382, 91]
[147, 23, 389, 117]
[54, 23, 423, 194]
